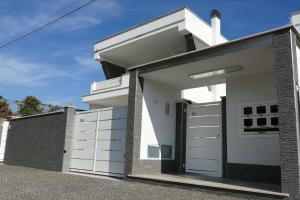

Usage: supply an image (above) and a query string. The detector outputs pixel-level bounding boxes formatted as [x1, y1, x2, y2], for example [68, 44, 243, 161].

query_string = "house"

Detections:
[69, 7, 300, 199]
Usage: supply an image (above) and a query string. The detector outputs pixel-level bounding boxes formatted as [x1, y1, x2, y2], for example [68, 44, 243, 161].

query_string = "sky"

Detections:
[0, 0, 299, 110]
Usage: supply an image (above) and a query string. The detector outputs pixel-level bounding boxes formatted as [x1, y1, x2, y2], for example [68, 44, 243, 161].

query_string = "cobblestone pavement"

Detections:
[0, 164, 272, 200]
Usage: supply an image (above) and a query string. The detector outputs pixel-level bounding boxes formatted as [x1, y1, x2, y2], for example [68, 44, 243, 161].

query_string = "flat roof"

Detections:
[94, 6, 211, 45]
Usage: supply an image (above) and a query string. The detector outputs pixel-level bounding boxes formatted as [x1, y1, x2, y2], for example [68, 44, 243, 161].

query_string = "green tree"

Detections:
[0, 96, 13, 120]
[48, 104, 61, 112]
[18, 96, 43, 116]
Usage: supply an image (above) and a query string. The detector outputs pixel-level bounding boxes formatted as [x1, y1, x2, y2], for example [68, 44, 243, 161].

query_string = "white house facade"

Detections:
[71, 7, 300, 199]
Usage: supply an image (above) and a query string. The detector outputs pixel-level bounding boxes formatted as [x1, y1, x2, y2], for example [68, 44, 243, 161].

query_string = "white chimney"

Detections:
[211, 9, 221, 45]
[291, 11, 300, 33]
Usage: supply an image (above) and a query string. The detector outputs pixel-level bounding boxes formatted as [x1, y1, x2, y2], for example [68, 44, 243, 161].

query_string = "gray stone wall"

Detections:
[62, 107, 76, 172]
[125, 69, 143, 175]
[273, 29, 300, 199]
[4, 107, 75, 171]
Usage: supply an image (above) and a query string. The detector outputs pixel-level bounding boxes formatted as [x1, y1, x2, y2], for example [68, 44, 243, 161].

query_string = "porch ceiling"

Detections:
[140, 44, 275, 89]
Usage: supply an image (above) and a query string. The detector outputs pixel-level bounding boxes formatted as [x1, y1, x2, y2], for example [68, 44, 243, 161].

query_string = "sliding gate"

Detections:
[70, 107, 127, 177]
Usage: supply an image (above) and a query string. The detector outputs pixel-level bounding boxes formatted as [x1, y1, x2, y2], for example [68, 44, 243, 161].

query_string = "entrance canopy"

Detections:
[139, 37, 275, 89]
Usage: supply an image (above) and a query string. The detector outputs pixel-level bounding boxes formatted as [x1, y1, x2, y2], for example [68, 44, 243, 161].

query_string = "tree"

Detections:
[48, 104, 61, 112]
[18, 96, 43, 116]
[0, 96, 12, 120]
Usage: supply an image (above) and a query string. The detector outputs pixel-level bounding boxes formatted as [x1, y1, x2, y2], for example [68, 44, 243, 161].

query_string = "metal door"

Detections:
[70, 107, 127, 177]
[185, 102, 222, 177]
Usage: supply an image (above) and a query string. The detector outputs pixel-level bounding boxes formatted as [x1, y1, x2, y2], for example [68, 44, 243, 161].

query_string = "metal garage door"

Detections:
[0, 121, 9, 162]
[185, 101, 222, 177]
[70, 107, 127, 177]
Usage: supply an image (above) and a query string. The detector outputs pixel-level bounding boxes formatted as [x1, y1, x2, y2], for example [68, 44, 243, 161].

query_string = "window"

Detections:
[241, 102, 278, 135]
[271, 117, 279, 126]
[243, 107, 252, 115]
[257, 118, 267, 126]
[148, 145, 159, 158]
[244, 119, 253, 127]
[161, 145, 172, 159]
[270, 105, 278, 113]
[256, 106, 266, 114]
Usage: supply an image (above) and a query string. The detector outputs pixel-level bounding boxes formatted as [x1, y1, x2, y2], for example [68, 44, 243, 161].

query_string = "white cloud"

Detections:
[0, 54, 72, 86]
[74, 55, 100, 71]
[51, 0, 122, 31]
[0, 0, 122, 42]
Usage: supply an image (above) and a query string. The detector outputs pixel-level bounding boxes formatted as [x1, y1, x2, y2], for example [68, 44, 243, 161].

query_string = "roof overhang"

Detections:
[136, 26, 297, 89]
[129, 25, 294, 73]
[94, 7, 227, 68]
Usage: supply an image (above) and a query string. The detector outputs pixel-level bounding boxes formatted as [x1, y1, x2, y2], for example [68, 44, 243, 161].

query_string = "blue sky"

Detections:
[0, 0, 299, 110]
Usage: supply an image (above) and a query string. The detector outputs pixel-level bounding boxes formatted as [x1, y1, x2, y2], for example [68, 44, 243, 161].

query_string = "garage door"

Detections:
[70, 107, 127, 177]
[185, 102, 222, 177]
[0, 121, 9, 162]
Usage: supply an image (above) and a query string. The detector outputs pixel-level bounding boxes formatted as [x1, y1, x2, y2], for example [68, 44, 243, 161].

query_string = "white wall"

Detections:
[226, 72, 280, 166]
[140, 79, 181, 160]
[181, 84, 226, 103]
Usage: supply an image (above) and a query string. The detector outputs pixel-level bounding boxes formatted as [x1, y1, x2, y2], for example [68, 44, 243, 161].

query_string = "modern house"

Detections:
[68, 7, 300, 199]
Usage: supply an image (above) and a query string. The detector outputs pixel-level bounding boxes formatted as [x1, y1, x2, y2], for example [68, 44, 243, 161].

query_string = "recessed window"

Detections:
[256, 106, 266, 114]
[244, 119, 253, 127]
[148, 145, 159, 158]
[243, 107, 252, 115]
[271, 117, 279, 126]
[161, 145, 172, 159]
[270, 105, 278, 113]
[257, 118, 267, 126]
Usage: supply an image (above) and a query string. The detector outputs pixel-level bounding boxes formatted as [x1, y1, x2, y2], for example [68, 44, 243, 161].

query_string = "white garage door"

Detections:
[0, 121, 9, 162]
[185, 102, 222, 177]
[70, 107, 127, 177]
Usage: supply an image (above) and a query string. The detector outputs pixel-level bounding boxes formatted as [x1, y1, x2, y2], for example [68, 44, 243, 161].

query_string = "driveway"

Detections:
[0, 164, 258, 200]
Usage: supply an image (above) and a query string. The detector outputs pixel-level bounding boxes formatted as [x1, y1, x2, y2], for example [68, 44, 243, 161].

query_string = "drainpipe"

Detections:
[211, 9, 222, 45]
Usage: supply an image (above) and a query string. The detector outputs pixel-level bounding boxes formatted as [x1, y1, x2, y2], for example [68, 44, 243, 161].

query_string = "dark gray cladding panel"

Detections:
[226, 163, 281, 185]
[175, 102, 187, 173]
[273, 29, 300, 199]
[4, 108, 75, 171]
[101, 61, 125, 79]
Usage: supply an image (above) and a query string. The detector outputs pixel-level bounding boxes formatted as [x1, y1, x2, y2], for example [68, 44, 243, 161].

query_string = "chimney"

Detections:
[211, 9, 221, 45]
[291, 11, 300, 33]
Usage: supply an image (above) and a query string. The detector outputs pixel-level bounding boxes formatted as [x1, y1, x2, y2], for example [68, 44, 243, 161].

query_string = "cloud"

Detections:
[0, 54, 72, 86]
[74, 55, 100, 71]
[51, 0, 122, 31]
[0, 0, 122, 42]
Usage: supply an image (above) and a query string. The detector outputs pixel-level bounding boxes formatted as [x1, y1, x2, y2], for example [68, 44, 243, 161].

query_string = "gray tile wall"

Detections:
[4, 107, 76, 171]
[125, 69, 142, 176]
[273, 29, 300, 199]
[62, 107, 76, 172]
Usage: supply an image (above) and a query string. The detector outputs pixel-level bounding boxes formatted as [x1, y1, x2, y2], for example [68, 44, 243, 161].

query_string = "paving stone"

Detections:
[0, 165, 280, 200]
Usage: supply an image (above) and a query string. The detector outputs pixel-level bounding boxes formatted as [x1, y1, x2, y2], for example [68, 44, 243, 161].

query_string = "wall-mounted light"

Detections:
[188, 65, 243, 80]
